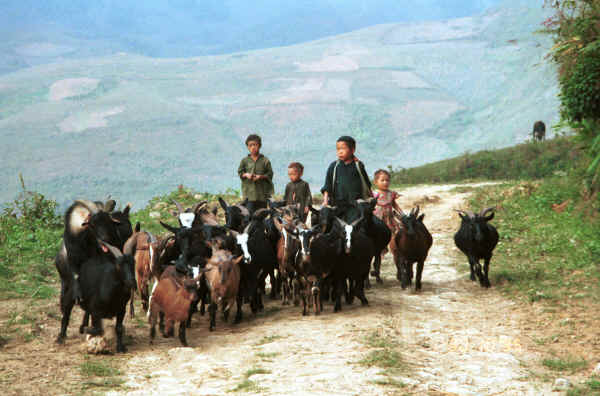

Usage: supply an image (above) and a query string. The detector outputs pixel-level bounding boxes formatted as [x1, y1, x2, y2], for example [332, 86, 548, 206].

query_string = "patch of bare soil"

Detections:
[0, 183, 557, 395]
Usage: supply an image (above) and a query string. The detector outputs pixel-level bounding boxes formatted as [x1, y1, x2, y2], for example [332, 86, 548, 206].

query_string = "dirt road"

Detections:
[98, 183, 552, 396]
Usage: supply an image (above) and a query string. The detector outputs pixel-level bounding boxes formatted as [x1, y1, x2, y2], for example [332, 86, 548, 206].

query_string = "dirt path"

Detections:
[101, 183, 552, 396]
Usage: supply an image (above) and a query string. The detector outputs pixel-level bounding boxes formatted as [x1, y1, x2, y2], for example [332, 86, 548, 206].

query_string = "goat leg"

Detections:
[79, 311, 90, 334]
[371, 255, 383, 283]
[56, 282, 75, 344]
[483, 256, 492, 288]
[115, 310, 127, 353]
[416, 260, 424, 291]
[468, 256, 476, 281]
[178, 321, 188, 347]
[159, 311, 166, 336]
[85, 315, 103, 337]
[234, 294, 243, 324]
[209, 301, 217, 331]
[356, 276, 369, 306]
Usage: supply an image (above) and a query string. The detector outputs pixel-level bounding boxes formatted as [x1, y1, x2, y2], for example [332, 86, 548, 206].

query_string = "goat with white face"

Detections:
[330, 216, 373, 311]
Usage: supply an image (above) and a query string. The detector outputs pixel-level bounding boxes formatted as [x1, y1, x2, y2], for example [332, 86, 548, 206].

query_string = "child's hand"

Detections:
[304, 207, 309, 214]
[242, 173, 252, 179]
[252, 174, 262, 181]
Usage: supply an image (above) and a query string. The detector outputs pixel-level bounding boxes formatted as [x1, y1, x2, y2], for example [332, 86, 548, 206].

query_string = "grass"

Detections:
[228, 366, 270, 393]
[391, 136, 578, 185]
[465, 174, 600, 303]
[568, 376, 600, 396]
[542, 356, 587, 373]
[79, 357, 122, 377]
[369, 376, 406, 389]
[256, 352, 280, 361]
[254, 334, 284, 346]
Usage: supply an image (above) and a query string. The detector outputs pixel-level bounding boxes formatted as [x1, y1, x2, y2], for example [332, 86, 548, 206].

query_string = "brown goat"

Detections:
[124, 228, 162, 312]
[390, 206, 433, 291]
[274, 216, 301, 306]
[204, 250, 243, 331]
[147, 266, 199, 346]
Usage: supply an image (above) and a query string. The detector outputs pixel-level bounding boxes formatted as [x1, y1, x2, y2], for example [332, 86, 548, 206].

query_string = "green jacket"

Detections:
[284, 180, 313, 211]
[238, 154, 274, 201]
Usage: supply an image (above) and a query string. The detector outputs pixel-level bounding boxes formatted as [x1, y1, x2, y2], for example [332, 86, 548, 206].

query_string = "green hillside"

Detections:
[0, 0, 559, 208]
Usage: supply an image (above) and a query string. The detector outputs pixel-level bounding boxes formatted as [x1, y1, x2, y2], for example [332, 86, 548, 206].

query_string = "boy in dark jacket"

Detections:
[321, 135, 372, 223]
[238, 134, 274, 214]
[284, 162, 312, 222]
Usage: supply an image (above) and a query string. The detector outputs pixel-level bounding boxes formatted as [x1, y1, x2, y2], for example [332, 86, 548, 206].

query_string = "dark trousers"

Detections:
[246, 200, 267, 216]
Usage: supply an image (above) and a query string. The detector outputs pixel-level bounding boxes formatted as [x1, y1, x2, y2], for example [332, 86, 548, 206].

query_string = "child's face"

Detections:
[288, 167, 301, 182]
[247, 140, 260, 156]
[376, 173, 390, 191]
[336, 142, 354, 162]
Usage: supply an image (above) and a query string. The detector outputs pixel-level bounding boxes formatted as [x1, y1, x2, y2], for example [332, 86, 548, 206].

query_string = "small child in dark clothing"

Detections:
[321, 135, 372, 223]
[237, 134, 274, 214]
[284, 162, 312, 222]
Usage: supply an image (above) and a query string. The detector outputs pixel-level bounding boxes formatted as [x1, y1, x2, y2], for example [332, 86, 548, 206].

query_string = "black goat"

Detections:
[56, 240, 135, 352]
[219, 197, 250, 232]
[453, 207, 498, 288]
[532, 120, 546, 141]
[354, 198, 391, 284]
[332, 216, 374, 311]
[391, 206, 433, 291]
[55, 199, 132, 319]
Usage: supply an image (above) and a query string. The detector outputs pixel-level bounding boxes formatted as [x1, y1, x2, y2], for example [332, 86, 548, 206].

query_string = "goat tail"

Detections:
[147, 279, 159, 320]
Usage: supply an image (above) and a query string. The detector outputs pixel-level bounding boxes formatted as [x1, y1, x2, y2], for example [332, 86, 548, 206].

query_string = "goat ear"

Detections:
[123, 204, 131, 217]
[134, 222, 141, 233]
[417, 214, 425, 222]
[241, 198, 249, 207]
[218, 197, 228, 211]
[484, 212, 495, 222]
[212, 206, 218, 215]
[309, 206, 319, 215]
[110, 216, 121, 224]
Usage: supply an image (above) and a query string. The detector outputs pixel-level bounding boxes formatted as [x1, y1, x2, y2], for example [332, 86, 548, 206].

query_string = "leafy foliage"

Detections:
[0, 175, 62, 299]
[544, 0, 600, 189]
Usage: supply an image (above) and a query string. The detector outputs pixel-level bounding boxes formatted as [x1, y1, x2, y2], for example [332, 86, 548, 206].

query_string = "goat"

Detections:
[219, 197, 250, 232]
[148, 264, 202, 346]
[55, 199, 133, 343]
[172, 199, 220, 227]
[123, 224, 161, 313]
[332, 216, 374, 310]
[204, 250, 244, 331]
[532, 120, 546, 141]
[273, 215, 301, 306]
[453, 207, 498, 288]
[354, 198, 391, 285]
[391, 206, 433, 291]
[57, 240, 135, 352]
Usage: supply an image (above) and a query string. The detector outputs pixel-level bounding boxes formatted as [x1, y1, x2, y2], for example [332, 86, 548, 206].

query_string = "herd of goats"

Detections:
[53, 196, 498, 352]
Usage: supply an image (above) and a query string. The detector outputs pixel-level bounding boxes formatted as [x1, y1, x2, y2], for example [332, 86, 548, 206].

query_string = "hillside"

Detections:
[0, 0, 559, 209]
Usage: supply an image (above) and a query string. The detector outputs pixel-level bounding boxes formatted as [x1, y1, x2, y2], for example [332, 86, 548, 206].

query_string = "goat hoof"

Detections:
[79, 325, 86, 334]
[56, 335, 65, 345]
[376, 276, 383, 284]
[209, 327, 215, 332]
[117, 345, 127, 353]
[361, 299, 369, 306]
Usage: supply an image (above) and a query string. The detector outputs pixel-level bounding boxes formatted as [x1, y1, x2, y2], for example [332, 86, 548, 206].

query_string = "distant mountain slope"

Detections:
[0, 0, 498, 74]
[0, 0, 559, 208]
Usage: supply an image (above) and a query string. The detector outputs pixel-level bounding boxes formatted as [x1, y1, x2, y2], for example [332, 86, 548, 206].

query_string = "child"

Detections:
[372, 169, 401, 235]
[321, 135, 372, 223]
[284, 162, 312, 222]
[237, 134, 274, 214]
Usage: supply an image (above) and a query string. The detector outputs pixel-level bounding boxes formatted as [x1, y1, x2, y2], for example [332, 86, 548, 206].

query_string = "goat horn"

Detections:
[75, 199, 101, 215]
[172, 200, 184, 214]
[99, 239, 122, 258]
[104, 199, 116, 212]
[479, 207, 495, 217]
[192, 201, 208, 213]
[351, 216, 363, 227]
[123, 235, 137, 256]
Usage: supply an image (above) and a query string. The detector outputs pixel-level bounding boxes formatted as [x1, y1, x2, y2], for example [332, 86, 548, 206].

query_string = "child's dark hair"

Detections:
[336, 135, 356, 150]
[374, 169, 391, 180]
[288, 162, 304, 173]
[245, 134, 262, 146]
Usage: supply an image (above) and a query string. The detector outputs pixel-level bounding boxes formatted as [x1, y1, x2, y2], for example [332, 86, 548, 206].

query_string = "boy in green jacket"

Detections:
[238, 134, 274, 214]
